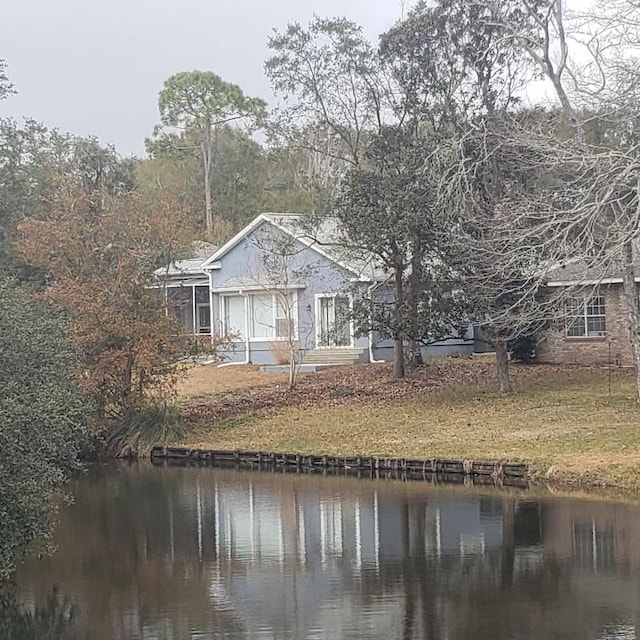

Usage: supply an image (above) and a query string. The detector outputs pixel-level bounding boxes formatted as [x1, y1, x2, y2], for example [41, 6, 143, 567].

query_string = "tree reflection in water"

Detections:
[0, 585, 79, 640]
[11, 463, 640, 639]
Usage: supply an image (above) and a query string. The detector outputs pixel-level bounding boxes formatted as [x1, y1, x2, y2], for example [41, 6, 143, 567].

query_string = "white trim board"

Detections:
[547, 277, 632, 287]
[211, 284, 306, 294]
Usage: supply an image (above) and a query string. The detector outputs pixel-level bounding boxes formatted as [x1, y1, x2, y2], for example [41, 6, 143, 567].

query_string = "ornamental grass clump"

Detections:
[106, 403, 185, 458]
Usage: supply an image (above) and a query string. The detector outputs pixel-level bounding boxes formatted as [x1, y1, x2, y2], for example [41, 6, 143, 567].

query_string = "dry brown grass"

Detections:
[176, 359, 640, 491]
[268, 341, 292, 365]
[176, 363, 290, 397]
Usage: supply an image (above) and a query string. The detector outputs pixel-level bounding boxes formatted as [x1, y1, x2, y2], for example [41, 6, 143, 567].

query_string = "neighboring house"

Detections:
[158, 213, 474, 365]
[537, 259, 633, 366]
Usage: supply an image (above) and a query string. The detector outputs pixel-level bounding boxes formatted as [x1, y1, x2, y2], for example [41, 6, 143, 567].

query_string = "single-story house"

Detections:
[536, 259, 634, 366]
[158, 213, 474, 365]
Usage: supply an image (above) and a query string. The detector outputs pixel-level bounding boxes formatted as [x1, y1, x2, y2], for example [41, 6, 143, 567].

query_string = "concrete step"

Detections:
[302, 348, 363, 365]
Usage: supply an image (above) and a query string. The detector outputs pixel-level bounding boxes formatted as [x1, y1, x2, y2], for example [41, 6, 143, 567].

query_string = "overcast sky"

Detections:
[0, 0, 414, 157]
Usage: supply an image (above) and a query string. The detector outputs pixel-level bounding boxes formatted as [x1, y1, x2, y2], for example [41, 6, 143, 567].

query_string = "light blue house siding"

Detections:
[206, 220, 371, 364]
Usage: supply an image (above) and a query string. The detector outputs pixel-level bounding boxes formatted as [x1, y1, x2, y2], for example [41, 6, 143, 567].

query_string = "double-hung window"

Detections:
[274, 294, 295, 338]
[565, 290, 606, 338]
[251, 293, 274, 339]
[222, 295, 245, 339]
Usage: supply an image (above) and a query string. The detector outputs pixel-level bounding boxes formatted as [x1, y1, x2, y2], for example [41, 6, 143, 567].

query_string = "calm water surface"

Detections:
[13, 463, 640, 639]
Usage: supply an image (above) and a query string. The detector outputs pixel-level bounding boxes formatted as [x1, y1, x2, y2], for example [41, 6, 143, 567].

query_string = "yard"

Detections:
[176, 358, 640, 492]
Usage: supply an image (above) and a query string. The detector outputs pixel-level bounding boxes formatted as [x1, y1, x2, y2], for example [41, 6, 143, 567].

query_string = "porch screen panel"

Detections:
[195, 286, 211, 334]
[224, 295, 245, 339]
[251, 293, 274, 338]
[168, 287, 193, 334]
[195, 286, 209, 303]
[197, 305, 211, 334]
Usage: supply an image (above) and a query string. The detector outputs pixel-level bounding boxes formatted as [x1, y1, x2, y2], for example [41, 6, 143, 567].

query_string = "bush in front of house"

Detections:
[508, 334, 537, 363]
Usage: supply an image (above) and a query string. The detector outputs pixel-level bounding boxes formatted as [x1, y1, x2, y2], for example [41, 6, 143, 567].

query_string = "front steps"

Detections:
[302, 348, 364, 366]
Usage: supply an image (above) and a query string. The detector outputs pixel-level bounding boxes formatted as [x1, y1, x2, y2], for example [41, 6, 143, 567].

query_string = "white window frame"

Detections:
[256, 290, 298, 341]
[250, 292, 276, 340]
[565, 289, 607, 338]
[273, 291, 298, 340]
[219, 294, 247, 342]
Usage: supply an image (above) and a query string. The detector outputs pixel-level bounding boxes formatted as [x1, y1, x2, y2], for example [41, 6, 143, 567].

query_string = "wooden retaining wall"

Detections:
[150, 447, 530, 488]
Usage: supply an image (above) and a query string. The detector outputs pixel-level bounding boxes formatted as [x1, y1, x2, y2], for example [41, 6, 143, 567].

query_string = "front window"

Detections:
[566, 290, 606, 337]
[223, 295, 245, 339]
[222, 292, 297, 340]
[274, 294, 295, 338]
[250, 293, 273, 338]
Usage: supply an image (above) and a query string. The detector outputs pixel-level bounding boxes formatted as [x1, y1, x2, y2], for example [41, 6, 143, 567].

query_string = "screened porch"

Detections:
[167, 285, 211, 335]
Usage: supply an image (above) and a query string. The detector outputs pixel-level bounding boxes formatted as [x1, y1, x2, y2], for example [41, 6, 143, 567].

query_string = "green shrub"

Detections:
[508, 334, 537, 363]
[0, 279, 88, 577]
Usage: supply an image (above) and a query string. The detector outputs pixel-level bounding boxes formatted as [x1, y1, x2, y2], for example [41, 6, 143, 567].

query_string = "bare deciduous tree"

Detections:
[248, 227, 319, 389]
[485, 0, 640, 400]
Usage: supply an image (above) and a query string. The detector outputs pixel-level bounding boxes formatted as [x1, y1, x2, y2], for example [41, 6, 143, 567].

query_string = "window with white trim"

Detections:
[251, 293, 274, 338]
[565, 290, 606, 337]
[222, 295, 245, 339]
[222, 291, 297, 340]
[274, 293, 295, 338]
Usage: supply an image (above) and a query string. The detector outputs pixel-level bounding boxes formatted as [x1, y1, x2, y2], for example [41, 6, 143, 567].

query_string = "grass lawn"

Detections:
[176, 359, 640, 492]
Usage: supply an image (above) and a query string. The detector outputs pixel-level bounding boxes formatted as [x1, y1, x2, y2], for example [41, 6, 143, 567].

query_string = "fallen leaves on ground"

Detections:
[179, 358, 603, 429]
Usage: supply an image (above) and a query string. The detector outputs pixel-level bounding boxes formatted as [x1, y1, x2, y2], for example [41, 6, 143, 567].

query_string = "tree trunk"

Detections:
[202, 128, 214, 233]
[288, 342, 297, 391]
[550, 74, 586, 145]
[407, 237, 424, 368]
[394, 335, 405, 379]
[393, 266, 406, 379]
[620, 240, 640, 403]
[495, 339, 511, 394]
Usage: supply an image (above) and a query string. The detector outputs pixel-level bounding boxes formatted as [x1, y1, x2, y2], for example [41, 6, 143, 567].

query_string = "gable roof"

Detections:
[201, 212, 386, 282]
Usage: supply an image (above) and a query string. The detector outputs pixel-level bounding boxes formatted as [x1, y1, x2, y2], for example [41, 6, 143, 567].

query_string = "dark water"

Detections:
[12, 463, 640, 639]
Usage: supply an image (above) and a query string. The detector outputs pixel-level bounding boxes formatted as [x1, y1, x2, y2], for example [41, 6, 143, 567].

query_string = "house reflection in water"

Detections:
[200, 477, 513, 638]
[175, 472, 640, 640]
[208, 478, 509, 566]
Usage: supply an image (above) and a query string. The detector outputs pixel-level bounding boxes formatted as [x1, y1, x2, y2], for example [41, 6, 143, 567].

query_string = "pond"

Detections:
[12, 463, 640, 639]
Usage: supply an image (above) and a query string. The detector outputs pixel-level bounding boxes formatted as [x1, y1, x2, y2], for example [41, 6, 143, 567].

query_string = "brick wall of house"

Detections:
[536, 284, 634, 366]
